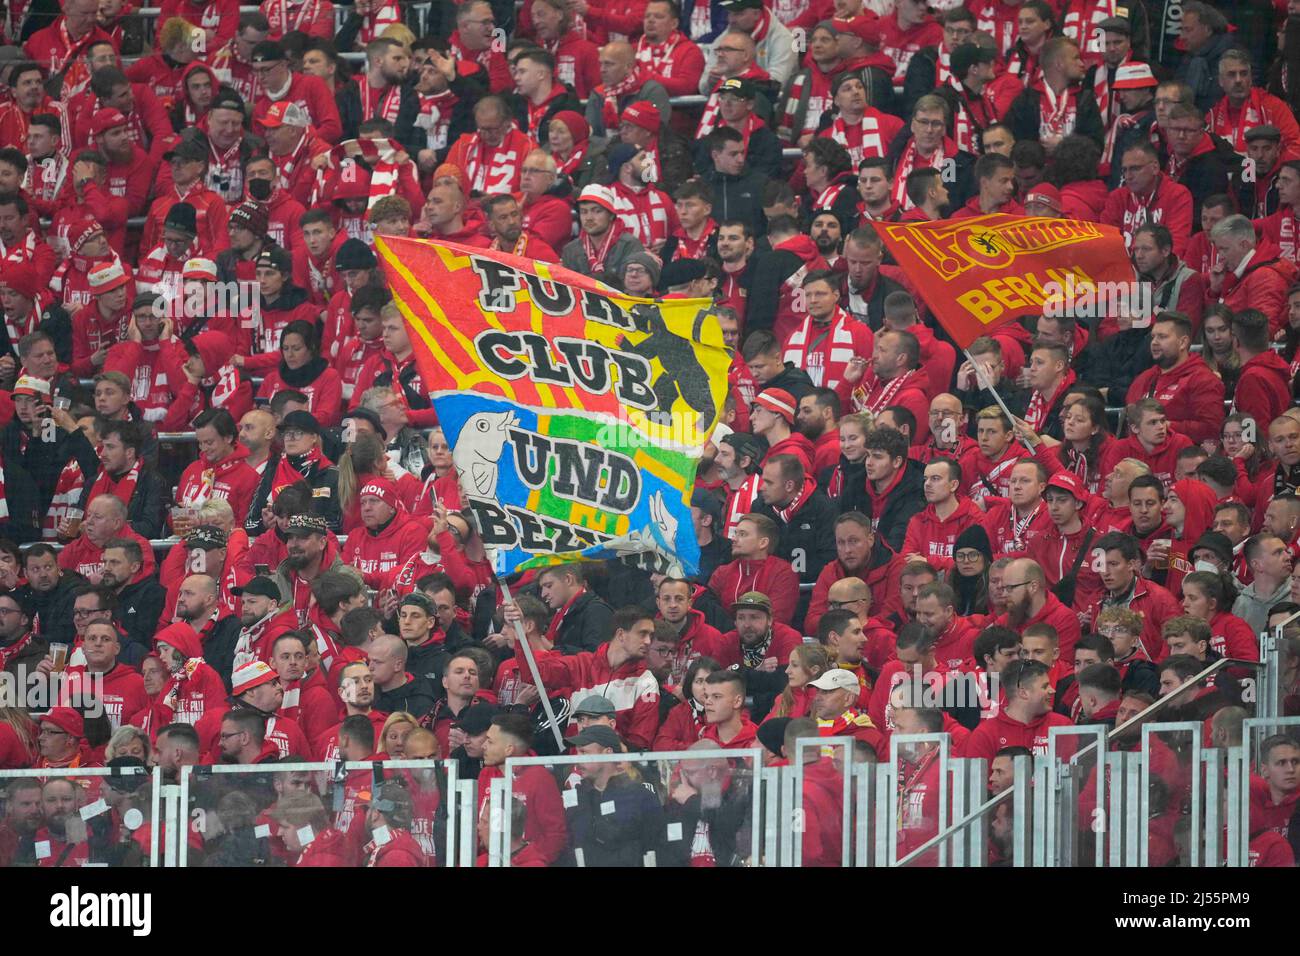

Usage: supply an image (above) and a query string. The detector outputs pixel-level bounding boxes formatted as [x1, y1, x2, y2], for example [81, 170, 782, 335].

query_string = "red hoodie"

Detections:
[1058, 179, 1109, 222]
[1249, 775, 1300, 841]
[1208, 610, 1260, 661]
[1101, 430, 1194, 490]
[1100, 173, 1193, 258]
[1028, 521, 1105, 619]
[960, 440, 1029, 504]
[901, 496, 983, 570]
[1165, 478, 1219, 597]
[341, 511, 430, 590]
[104, 337, 189, 423]
[1125, 356, 1226, 445]
[707, 555, 801, 627]
[980, 496, 1053, 559]
[993, 592, 1083, 660]
[1232, 350, 1293, 434]
[804, 552, 904, 638]
[1210, 248, 1298, 335]
[931, 614, 978, 670]
[653, 700, 707, 752]
[1086, 575, 1182, 662]
[700, 716, 760, 750]
[476, 759, 568, 864]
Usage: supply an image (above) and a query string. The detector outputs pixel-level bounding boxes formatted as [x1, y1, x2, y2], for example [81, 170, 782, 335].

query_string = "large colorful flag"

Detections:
[874, 215, 1137, 348]
[375, 236, 732, 577]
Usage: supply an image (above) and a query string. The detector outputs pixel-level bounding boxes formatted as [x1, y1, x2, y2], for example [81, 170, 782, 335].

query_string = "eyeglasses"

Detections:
[827, 599, 864, 609]
[72, 608, 108, 618]
[219, 730, 247, 740]
[1002, 581, 1032, 589]
[38, 727, 69, 737]
[716, 45, 747, 54]
[521, 166, 553, 175]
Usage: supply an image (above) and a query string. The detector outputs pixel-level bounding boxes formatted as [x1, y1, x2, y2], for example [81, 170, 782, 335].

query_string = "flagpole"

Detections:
[459, 501, 568, 753]
[963, 347, 1025, 440]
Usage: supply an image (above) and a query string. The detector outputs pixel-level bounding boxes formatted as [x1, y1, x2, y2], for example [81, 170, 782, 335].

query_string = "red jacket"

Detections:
[365, 828, 428, 867]
[993, 593, 1083, 660]
[546, 31, 601, 99]
[1027, 523, 1105, 621]
[799, 758, 846, 867]
[254, 364, 344, 428]
[58, 528, 157, 581]
[1086, 577, 1182, 662]
[901, 496, 984, 571]
[174, 445, 262, 525]
[340, 511, 429, 589]
[632, 30, 705, 97]
[476, 760, 568, 864]
[804, 550, 904, 638]
[514, 641, 660, 751]
[1100, 431, 1194, 490]
[252, 72, 342, 143]
[1208, 610, 1260, 661]
[960, 441, 1029, 502]
[980, 496, 1053, 559]
[141, 182, 231, 256]
[519, 192, 574, 254]
[1232, 351, 1293, 434]
[960, 708, 1077, 761]
[1125, 356, 1226, 444]
[102, 144, 155, 223]
[708, 623, 804, 670]
[1100, 173, 1193, 258]
[71, 300, 133, 377]
[62, 663, 148, 733]
[1249, 775, 1300, 842]
[700, 717, 760, 750]
[1210, 251, 1298, 335]
[931, 615, 978, 671]
[653, 700, 707, 752]
[1255, 205, 1300, 268]
[707, 555, 801, 627]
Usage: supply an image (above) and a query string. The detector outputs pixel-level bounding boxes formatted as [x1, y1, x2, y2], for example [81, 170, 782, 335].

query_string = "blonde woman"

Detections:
[767, 644, 831, 720]
[378, 712, 419, 757]
[0, 707, 36, 769]
[104, 725, 151, 763]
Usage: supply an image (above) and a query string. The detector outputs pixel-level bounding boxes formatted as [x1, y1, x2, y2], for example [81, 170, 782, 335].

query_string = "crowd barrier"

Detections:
[0, 625, 1288, 868]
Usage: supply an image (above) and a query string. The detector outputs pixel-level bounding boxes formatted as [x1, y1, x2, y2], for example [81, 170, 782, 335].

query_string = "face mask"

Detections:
[248, 178, 272, 201]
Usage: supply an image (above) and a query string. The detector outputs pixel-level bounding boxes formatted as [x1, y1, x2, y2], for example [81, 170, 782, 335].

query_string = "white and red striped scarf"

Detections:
[271, 129, 314, 193]
[555, 142, 588, 178]
[22, 152, 69, 205]
[1039, 83, 1079, 139]
[813, 180, 849, 212]
[0, 633, 32, 671]
[854, 367, 921, 415]
[949, 78, 997, 155]
[579, 219, 628, 273]
[635, 31, 682, 78]
[266, 0, 322, 36]
[697, 85, 726, 139]
[357, 74, 402, 125]
[777, 66, 833, 141]
[461, 127, 523, 194]
[43, 456, 87, 540]
[670, 218, 717, 261]
[1060, 0, 1114, 63]
[827, 112, 890, 165]
[331, 137, 404, 210]
[1024, 370, 1076, 431]
[611, 180, 672, 250]
[416, 90, 456, 154]
[596, 71, 643, 131]
[356, 2, 401, 44]
[1208, 88, 1277, 154]
[781, 307, 859, 391]
[891, 136, 955, 209]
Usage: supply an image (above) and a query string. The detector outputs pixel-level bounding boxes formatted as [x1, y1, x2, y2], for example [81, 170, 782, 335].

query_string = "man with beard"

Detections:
[230, 576, 295, 671]
[174, 573, 242, 692]
[15, 544, 83, 646]
[862, 425, 925, 552]
[0, 781, 44, 865]
[709, 591, 803, 718]
[202, 659, 311, 760]
[714, 219, 754, 324]
[716, 431, 767, 537]
[781, 271, 874, 395]
[272, 514, 357, 623]
[337, 37, 417, 150]
[1124, 225, 1205, 336]
[1125, 313, 1223, 444]
[796, 389, 842, 480]
[993, 557, 1082, 660]
[839, 330, 931, 443]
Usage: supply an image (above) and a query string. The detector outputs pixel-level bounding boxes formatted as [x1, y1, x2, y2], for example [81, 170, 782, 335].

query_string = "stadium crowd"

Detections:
[0, 0, 1298, 868]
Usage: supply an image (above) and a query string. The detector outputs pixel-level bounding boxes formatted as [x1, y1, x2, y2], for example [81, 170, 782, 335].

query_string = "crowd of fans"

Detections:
[0, 0, 1298, 868]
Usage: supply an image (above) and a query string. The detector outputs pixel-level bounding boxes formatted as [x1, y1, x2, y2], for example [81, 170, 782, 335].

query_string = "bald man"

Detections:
[238, 409, 279, 474]
[922, 394, 977, 463]
[370, 633, 438, 717]
[175, 573, 242, 691]
[587, 40, 672, 139]
[421, 183, 491, 247]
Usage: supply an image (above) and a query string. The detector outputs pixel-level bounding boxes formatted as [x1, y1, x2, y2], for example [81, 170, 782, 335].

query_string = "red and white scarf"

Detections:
[858, 367, 921, 415]
[416, 90, 456, 154]
[597, 71, 643, 131]
[43, 456, 86, 540]
[781, 307, 859, 391]
[1061, 0, 1114, 63]
[86, 458, 142, 509]
[357, 74, 402, 125]
[776, 65, 833, 141]
[1039, 83, 1078, 139]
[1024, 370, 1076, 431]
[266, 0, 322, 36]
[635, 31, 682, 77]
[461, 127, 523, 194]
[670, 218, 716, 261]
[949, 78, 997, 155]
[827, 112, 890, 165]
[271, 130, 313, 193]
[544, 589, 586, 644]
[1208, 89, 1275, 154]
[0, 633, 33, 671]
[891, 136, 954, 209]
[22, 153, 69, 204]
[332, 137, 404, 210]
[356, 3, 401, 44]
[579, 220, 627, 273]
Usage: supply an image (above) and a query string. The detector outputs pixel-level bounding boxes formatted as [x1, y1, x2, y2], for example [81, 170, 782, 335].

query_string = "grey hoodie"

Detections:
[1231, 577, 1290, 637]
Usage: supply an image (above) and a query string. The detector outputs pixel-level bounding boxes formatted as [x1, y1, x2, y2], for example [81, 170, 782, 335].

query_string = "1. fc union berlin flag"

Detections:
[374, 235, 731, 577]
[874, 214, 1137, 348]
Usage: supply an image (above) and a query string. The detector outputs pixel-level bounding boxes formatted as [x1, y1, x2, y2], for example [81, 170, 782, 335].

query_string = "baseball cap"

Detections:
[232, 576, 282, 600]
[1024, 182, 1063, 214]
[256, 244, 293, 275]
[718, 77, 756, 99]
[1045, 472, 1086, 502]
[185, 525, 228, 550]
[833, 14, 883, 46]
[573, 695, 617, 717]
[181, 257, 218, 282]
[732, 591, 772, 614]
[42, 707, 85, 739]
[808, 669, 861, 693]
[250, 40, 285, 63]
[453, 702, 499, 735]
[262, 101, 311, 128]
[951, 43, 996, 79]
[90, 107, 129, 137]
[719, 0, 763, 8]
[284, 514, 329, 536]
[570, 724, 623, 749]
[12, 375, 51, 399]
